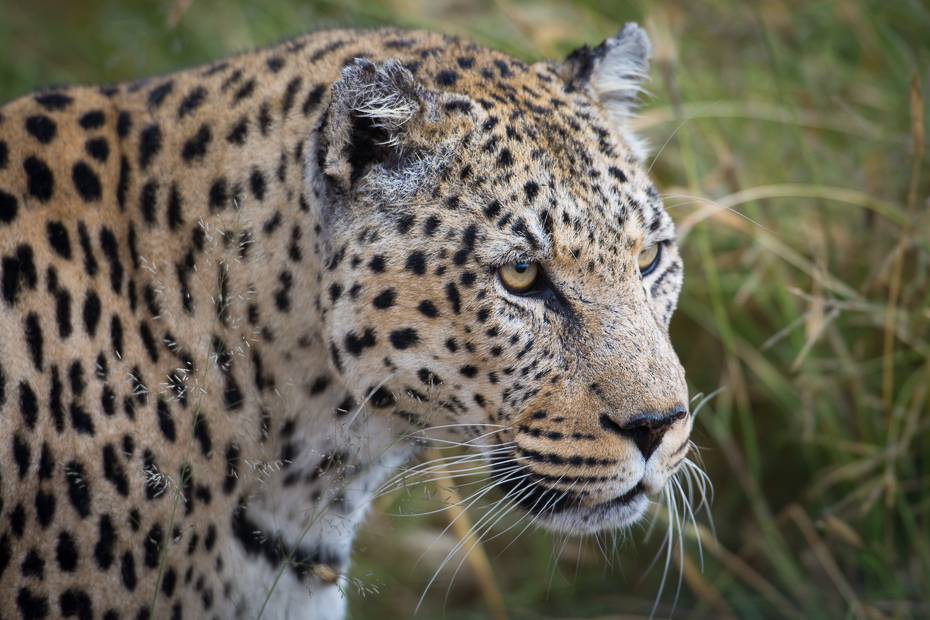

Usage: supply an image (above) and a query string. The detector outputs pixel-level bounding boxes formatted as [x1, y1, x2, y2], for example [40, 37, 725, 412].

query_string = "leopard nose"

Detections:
[599, 405, 687, 461]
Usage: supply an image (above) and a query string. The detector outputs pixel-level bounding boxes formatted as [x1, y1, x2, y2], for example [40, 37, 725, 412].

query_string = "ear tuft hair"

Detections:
[318, 59, 427, 196]
[562, 23, 652, 160]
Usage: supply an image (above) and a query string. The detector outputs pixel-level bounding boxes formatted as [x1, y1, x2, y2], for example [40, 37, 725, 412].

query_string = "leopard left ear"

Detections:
[313, 58, 430, 201]
[561, 23, 651, 160]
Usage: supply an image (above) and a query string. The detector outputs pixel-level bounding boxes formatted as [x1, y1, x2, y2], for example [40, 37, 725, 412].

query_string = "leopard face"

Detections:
[312, 28, 689, 534]
[0, 23, 691, 619]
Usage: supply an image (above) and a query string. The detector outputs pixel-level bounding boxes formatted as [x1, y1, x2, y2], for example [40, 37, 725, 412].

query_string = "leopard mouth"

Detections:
[491, 457, 648, 533]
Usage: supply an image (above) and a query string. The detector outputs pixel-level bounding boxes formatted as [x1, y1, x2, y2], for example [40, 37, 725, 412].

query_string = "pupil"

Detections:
[515, 263, 528, 274]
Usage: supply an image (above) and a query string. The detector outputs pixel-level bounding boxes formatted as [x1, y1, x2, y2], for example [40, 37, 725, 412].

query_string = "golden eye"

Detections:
[499, 262, 539, 293]
[637, 244, 660, 275]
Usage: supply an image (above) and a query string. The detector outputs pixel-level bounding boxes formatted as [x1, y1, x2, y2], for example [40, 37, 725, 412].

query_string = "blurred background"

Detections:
[2, 1, 928, 618]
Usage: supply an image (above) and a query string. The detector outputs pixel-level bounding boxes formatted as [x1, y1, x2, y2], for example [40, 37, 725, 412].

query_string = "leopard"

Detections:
[0, 23, 693, 620]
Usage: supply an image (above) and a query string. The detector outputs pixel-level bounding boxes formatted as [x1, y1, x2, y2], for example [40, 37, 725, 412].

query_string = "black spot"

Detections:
[0, 140, 6, 169]
[57, 531, 79, 571]
[223, 444, 240, 494]
[436, 69, 458, 86]
[37, 443, 55, 480]
[209, 178, 228, 211]
[67, 360, 86, 397]
[93, 515, 117, 570]
[405, 251, 426, 275]
[101, 385, 116, 417]
[0, 533, 9, 578]
[155, 397, 176, 442]
[524, 180, 540, 202]
[262, 211, 282, 233]
[250, 168, 267, 200]
[282, 76, 302, 116]
[21, 549, 44, 579]
[19, 382, 39, 430]
[117, 111, 132, 138]
[445, 99, 472, 113]
[445, 282, 461, 313]
[389, 328, 419, 350]
[460, 365, 479, 378]
[71, 403, 93, 436]
[163, 567, 177, 597]
[178, 86, 207, 117]
[274, 270, 293, 311]
[417, 300, 438, 317]
[25, 115, 57, 143]
[110, 315, 124, 359]
[194, 415, 212, 457]
[65, 460, 91, 518]
[85, 137, 109, 162]
[460, 271, 476, 287]
[49, 367, 65, 432]
[83, 292, 101, 337]
[309, 375, 330, 395]
[36, 92, 73, 110]
[226, 116, 248, 145]
[78, 110, 107, 129]
[24, 313, 43, 371]
[608, 166, 628, 182]
[267, 56, 286, 72]
[35, 490, 56, 528]
[372, 289, 395, 309]
[296, 82, 324, 117]
[139, 179, 158, 224]
[0, 189, 17, 223]
[24, 156, 54, 201]
[424, 215, 441, 236]
[498, 148, 514, 167]
[330, 342, 344, 374]
[59, 588, 94, 620]
[417, 368, 442, 385]
[234, 79, 256, 102]
[102, 444, 129, 496]
[368, 255, 386, 273]
[344, 328, 377, 356]
[182, 124, 211, 161]
[16, 587, 49, 620]
[116, 156, 130, 211]
[444, 338, 457, 352]
[148, 81, 174, 107]
[46, 222, 72, 258]
[99, 227, 123, 294]
[167, 185, 183, 231]
[144, 524, 163, 568]
[11, 504, 26, 536]
[139, 124, 162, 169]
[13, 433, 31, 479]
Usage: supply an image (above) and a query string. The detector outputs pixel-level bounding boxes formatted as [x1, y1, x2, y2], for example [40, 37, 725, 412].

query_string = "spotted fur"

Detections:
[0, 25, 690, 620]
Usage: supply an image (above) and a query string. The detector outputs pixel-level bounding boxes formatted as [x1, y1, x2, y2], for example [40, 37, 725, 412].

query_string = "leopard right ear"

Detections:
[313, 58, 428, 201]
[561, 23, 652, 161]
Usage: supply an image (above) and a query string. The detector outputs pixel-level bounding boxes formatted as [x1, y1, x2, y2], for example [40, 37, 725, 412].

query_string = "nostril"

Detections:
[599, 413, 624, 436]
[603, 404, 688, 462]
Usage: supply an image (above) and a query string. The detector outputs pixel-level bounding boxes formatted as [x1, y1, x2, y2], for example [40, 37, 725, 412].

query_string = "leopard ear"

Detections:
[314, 58, 427, 199]
[561, 23, 651, 160]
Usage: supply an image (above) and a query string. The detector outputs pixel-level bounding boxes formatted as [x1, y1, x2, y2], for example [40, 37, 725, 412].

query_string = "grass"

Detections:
[2, 0, 928, 618]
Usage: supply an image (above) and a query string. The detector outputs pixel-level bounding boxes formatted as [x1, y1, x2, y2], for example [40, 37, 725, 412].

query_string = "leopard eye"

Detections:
[499, 262, 539, 294]
[637, 243, 661, 276]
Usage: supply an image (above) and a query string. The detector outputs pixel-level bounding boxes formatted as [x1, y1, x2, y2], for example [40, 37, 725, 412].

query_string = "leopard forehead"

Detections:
[0, 25, 690, 619]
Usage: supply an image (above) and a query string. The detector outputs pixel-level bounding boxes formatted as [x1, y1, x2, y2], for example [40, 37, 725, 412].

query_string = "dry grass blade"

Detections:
[633, 100, 888, 140]
[685, 520, 807, 620]
[427, 448, 509, 620]
[882, 71, 924, 429]
[787, 504, 867, 620]
[167, 0, 194, 27]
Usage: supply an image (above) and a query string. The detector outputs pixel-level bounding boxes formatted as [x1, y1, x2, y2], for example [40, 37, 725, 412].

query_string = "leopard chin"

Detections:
[488, 456, 653, 534]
